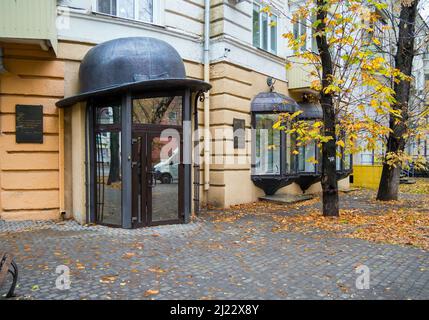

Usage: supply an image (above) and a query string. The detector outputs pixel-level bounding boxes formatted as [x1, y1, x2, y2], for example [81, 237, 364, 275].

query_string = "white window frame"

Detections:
[253, 2, 278, 55]
[91, 0, 160, 25]
[292, 12, 309, 53]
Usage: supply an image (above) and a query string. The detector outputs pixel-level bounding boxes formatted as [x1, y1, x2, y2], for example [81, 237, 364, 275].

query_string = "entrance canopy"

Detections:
[56, 37, 210, 108]
[56, 37, 210, 229]
[251, 92, 299, 113]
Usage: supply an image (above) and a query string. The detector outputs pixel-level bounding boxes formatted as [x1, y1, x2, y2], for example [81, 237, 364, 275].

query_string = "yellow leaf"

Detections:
[336, 140, 345, 148]
[372, 37, 381, 46]
[144, 289, 160, 297]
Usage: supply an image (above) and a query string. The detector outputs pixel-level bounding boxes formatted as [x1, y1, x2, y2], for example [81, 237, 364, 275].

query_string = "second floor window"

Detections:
[253, 3, 278, 54]
[293, 14, 318, 54]
[293, 16, 306, 53]
[96, 0, 153, 23]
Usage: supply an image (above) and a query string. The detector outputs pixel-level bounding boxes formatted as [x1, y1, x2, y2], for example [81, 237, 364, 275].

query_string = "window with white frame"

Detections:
[292, 15, 306, 53]
[253, 2, 278, 54]
[95, 0, 154, 23]
[292, 13, 318, 53]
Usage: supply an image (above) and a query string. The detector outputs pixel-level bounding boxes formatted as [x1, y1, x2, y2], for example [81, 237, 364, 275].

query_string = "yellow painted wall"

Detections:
[352, 165, 383, 189]
[0, 42, 64, 220]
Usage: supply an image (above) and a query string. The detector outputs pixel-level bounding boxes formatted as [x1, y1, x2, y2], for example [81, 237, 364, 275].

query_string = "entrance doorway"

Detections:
[56, 37, 210, 230]
[91, 93, 191, 229]
[131, 130, 183, 228]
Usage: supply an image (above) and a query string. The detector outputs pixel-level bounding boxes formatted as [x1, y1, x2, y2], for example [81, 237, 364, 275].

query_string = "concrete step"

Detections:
[259, 194, 314, 205]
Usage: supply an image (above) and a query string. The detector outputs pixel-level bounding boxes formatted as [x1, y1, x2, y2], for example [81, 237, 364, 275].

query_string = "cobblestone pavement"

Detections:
[1, 194, 428, 300]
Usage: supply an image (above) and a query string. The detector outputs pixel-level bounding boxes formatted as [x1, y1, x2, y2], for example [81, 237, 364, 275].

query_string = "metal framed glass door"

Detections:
[89, 91, 193, 229]
[132, 130, 183, 228]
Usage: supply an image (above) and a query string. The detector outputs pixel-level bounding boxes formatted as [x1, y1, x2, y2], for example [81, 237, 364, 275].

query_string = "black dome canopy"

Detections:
[251, 92, 299, 113]
[57, 37, 211, 107]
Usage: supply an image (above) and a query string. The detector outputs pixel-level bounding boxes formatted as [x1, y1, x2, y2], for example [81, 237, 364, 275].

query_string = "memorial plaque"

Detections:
[16, 105, 44, 144]
[233, 118, 246, 149]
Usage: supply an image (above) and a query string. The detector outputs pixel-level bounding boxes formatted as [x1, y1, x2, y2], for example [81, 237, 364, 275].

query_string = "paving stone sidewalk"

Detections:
[0, 197, 428, 300]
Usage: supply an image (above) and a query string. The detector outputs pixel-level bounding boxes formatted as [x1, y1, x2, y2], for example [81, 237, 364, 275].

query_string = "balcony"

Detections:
[0, 0, 58, 54]
[287, 55, 318, 94]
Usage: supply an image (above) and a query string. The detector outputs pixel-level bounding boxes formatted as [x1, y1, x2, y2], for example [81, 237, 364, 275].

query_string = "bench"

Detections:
[0, 252, 18, 298]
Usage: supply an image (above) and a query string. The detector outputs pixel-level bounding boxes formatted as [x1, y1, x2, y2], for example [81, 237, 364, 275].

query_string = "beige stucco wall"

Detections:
[201, 61, 350, 208]
[201, 61, 284, 208]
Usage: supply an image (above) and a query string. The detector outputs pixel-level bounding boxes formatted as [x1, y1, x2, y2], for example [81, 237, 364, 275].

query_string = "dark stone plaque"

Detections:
[16, 105, 44, 144]
[233, 118, 245, 149]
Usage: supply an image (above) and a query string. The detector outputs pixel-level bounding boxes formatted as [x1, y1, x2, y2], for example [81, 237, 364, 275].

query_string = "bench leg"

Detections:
[6, 260, 18, 298]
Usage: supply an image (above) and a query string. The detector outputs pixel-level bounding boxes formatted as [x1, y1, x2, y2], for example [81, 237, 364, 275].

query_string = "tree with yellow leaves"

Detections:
[375, 0, 428, 201]
[273, 0, 412, 216]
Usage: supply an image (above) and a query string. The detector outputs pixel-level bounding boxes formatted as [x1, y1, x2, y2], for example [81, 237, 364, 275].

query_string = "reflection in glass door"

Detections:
[132, 132, 182, 227]
[94, 102, 123, 227]
[149, 134, 180, 224]
[95, 131, 122, 226]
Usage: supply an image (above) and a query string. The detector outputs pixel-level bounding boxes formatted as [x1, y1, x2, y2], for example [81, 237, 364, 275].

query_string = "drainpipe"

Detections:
[203, 0, 211, 191]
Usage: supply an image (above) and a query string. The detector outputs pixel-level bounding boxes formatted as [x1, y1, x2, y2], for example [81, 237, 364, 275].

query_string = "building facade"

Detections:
[0, 0, 352, 228]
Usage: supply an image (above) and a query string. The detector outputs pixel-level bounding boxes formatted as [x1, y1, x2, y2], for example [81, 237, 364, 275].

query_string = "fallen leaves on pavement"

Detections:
[273, 208, 429, 250]
[148, 267, 167, 274]
[100, 275, 118, 284]
[122, 252, 137, 259]
[206, 185, 429, 250]
[400, 178, 429, 195]
[210, 198, 320, 223]
[144, 289, 159, 297]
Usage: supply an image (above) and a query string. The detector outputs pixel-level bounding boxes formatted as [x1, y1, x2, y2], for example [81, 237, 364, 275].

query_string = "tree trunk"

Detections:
[377, 0, 419, 201]
[321, 95, 340, 216]
[316, 0, 339, 217]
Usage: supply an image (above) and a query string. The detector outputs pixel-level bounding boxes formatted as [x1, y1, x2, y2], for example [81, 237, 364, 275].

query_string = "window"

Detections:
[297, 142, 317, 173]
[96, 0, 153, 23]
[253, 3, 278, 54]
[254, 114, 281, 175]
[96, 105, 121, 125]
[293, 15, 308, 53]
[94, 103, 123, 227]
[132, 96, 182, 126]
[311, 15, 318, 53]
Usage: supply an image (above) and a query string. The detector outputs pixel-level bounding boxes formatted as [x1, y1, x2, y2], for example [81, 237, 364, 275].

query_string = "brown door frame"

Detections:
[131, 127, 184, 228]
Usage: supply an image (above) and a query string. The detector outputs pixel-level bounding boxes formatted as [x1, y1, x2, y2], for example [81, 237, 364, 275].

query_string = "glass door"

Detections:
[132, 131, 182, 228]
[147, 133, 181, 225]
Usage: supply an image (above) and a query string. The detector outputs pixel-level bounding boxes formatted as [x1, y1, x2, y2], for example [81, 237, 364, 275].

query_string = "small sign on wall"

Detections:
[233, 118, 246, 149]
[15, 105, 44, 144]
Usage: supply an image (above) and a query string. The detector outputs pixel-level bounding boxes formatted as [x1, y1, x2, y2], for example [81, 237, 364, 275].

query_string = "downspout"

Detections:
[203, 0, 211, 191]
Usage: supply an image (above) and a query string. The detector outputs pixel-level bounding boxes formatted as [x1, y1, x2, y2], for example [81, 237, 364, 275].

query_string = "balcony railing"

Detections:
[0, 0, 57, 54]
